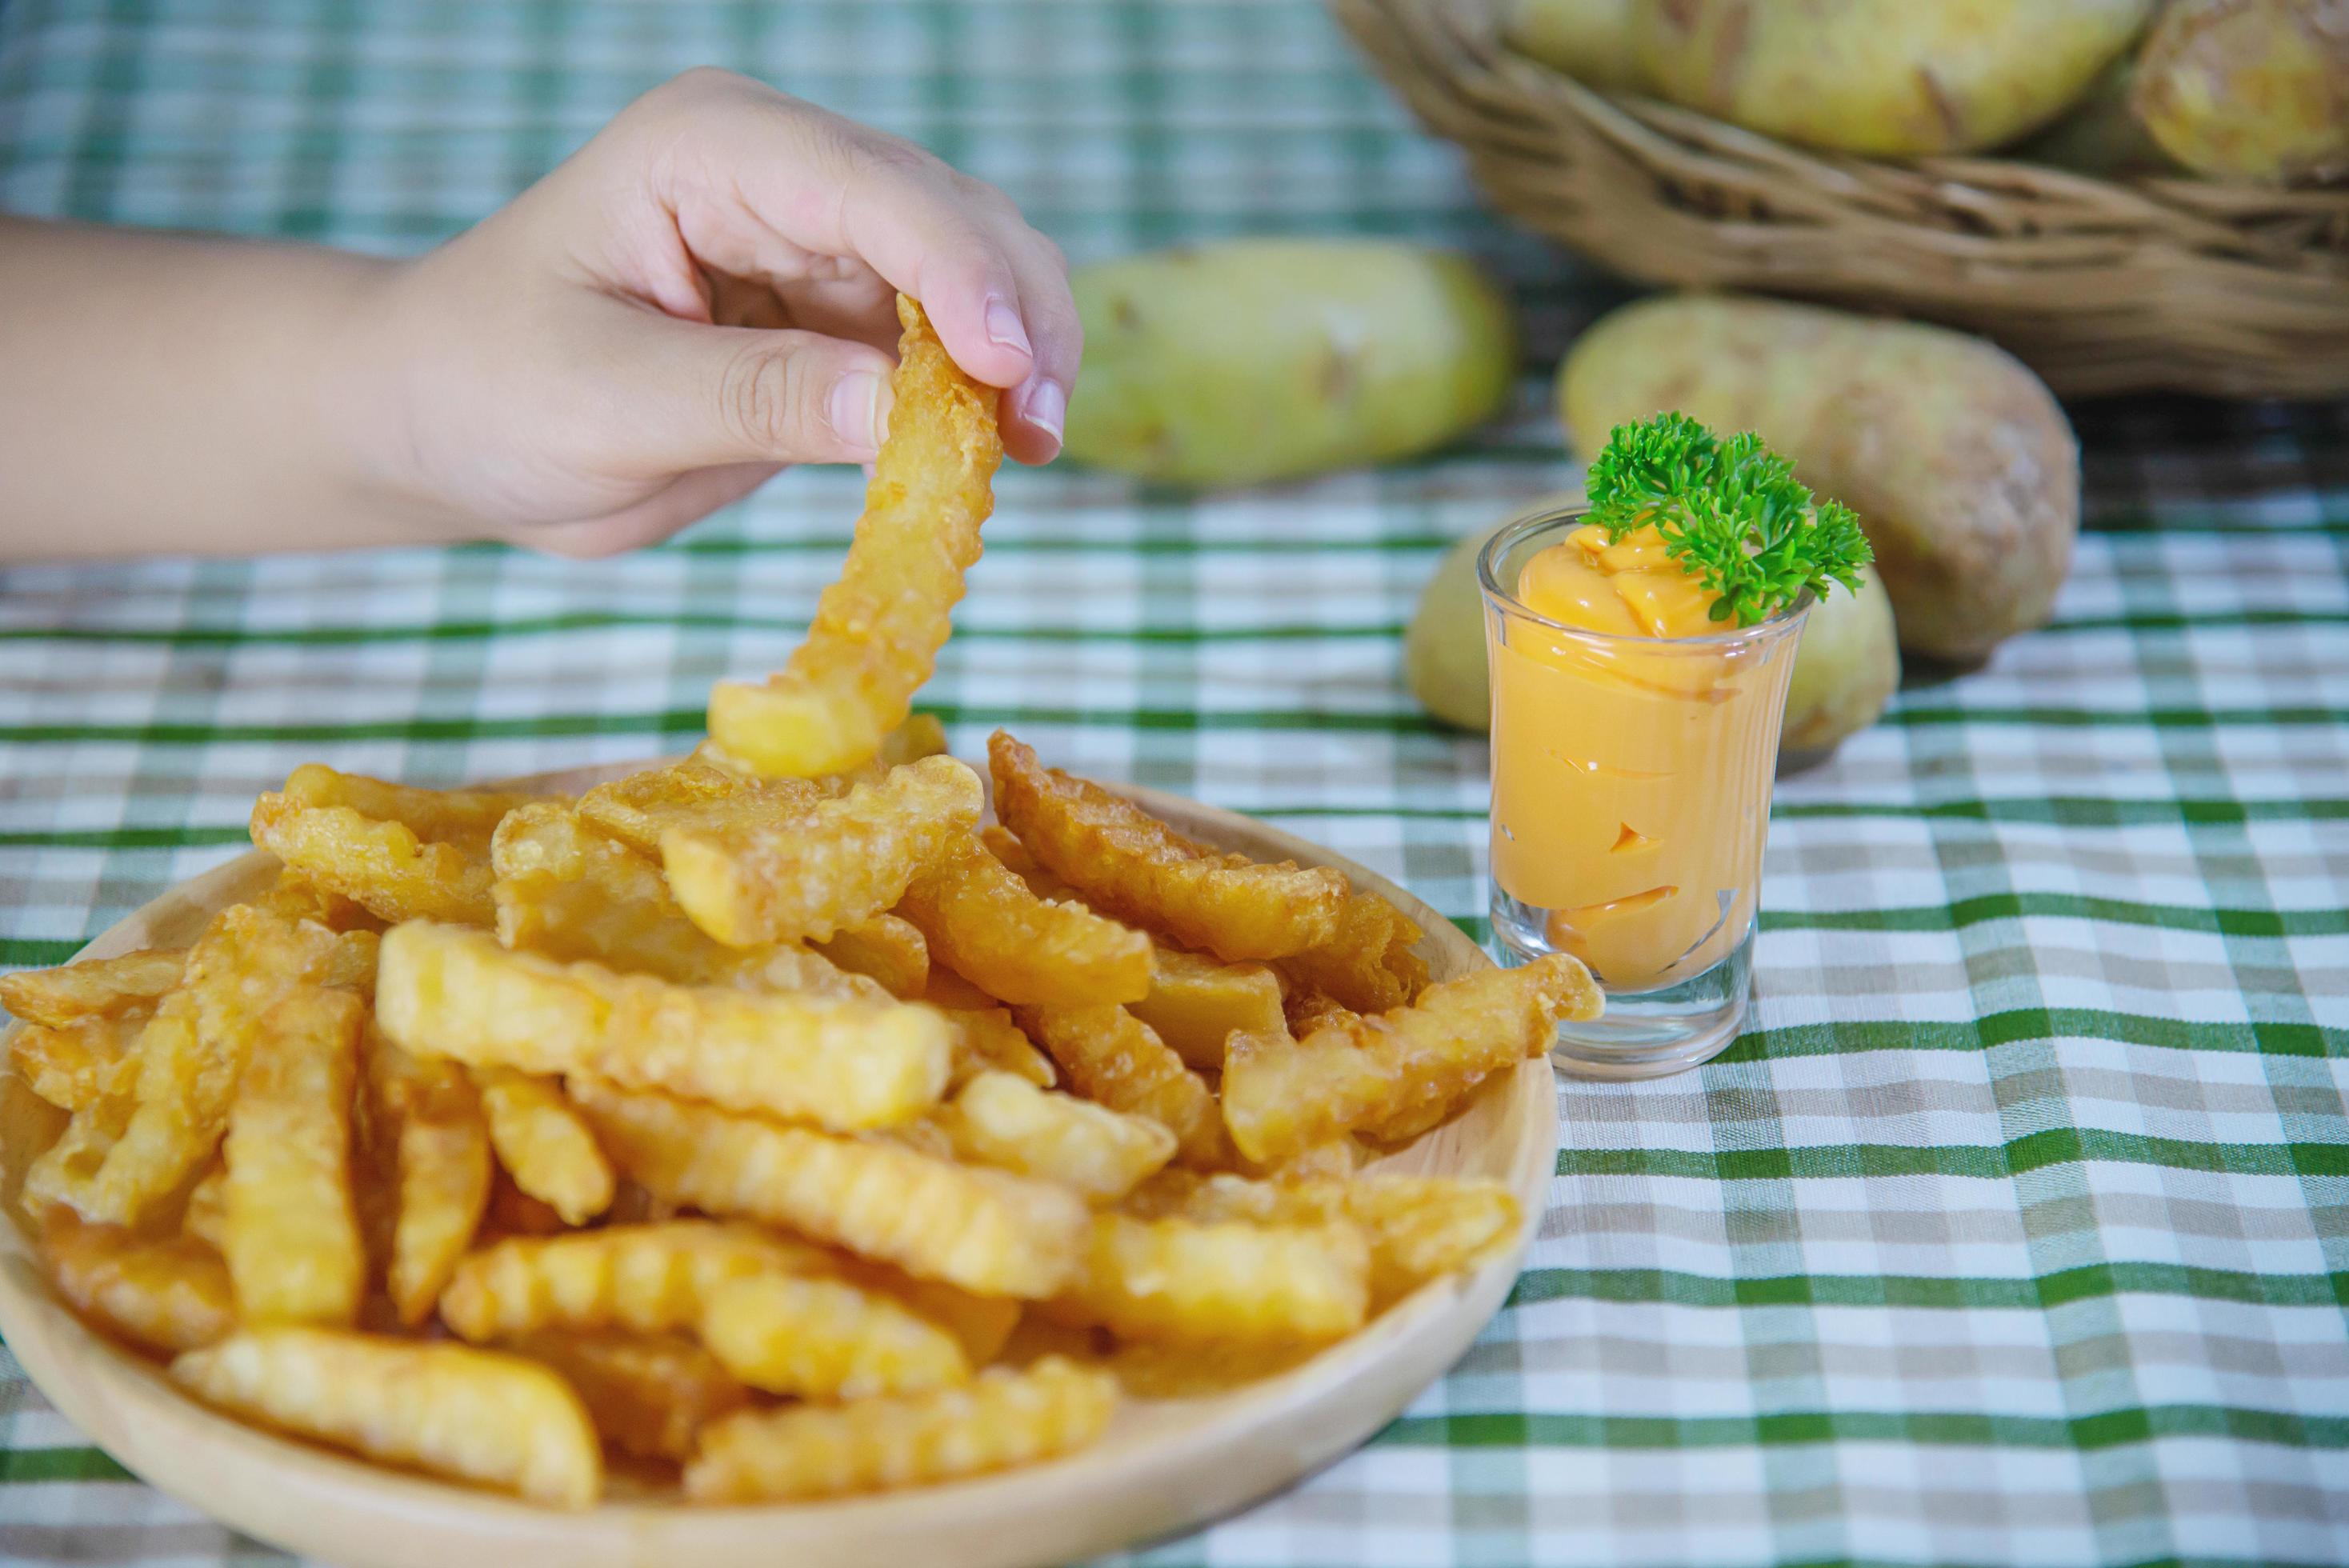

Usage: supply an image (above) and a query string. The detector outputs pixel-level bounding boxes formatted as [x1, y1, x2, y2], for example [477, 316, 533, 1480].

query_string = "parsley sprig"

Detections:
[1585, 412, 1873, 626]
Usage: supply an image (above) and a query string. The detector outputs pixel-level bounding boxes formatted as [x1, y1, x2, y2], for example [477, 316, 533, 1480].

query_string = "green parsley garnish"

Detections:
[1585, 412, 1873, 626]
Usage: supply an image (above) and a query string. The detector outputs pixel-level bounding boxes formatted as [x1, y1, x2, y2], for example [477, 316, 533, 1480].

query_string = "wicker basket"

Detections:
[1334, 0, 2349, 400]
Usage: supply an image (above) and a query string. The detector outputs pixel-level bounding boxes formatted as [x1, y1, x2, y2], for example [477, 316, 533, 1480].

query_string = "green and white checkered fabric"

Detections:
[2, 2, 2345, 1565]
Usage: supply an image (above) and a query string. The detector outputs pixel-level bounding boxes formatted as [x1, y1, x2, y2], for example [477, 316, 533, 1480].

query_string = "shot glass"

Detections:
[1479, 504, 1811, 1080]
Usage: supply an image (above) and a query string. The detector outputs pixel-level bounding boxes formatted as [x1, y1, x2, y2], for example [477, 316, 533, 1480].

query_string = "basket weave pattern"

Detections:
[1335, 0, 2349, 399]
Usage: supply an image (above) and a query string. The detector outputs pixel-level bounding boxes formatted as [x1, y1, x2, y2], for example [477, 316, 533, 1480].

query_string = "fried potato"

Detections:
[934, 1070, 1177, 1203]
[222, 989, 366, 1324]
[697, 712, 953, 790]
[943, 1004, 1056, 1090]
[1092, 1338, 1319, 1398]
[42, 1213, 235, 1354]
[378, 921, 950, 1132]
[252, 868, 382, 934]
[11, 1011, 143, 1111]
[699, 1271, 971, 1399]
[182, 1161, 228, 1250]
[439, 1221, 818, 1341]
[811, 913, 930, 998]
[1130, 1172, 1520, 1304]
[507, 1330, 748, 1462]
[571, 1078, 1088, 1299]
[474, 1068, 615, 1226]
[250, 795, 495, 926]
[1222, 953, 1599, 1164]
[575, 758, 816, 854]
[1051, 1213, 1369, 1343]
[0, 946, 186, 1027]
[684, 1357, 1114, 1503]
[839, 1262, 1023, 1366]
[706, 298, 1002, 778]
[978, 823, 1075, 900]
[482, 1172, 570, 1239]
[172, 1328, 602, 1507]
[661, 755, 982, 947]
[1012, 1002, 1226, 1168]
[898, 834, 1152, 1006]
[1275, 886, 1430, 1016]
[366, 1026, 492, 1324]
[275, 764, 539, 850]
[1130, 946, 1285, 1070]
[1242, 1137, 1365, 1184]
[989, 732, 1346, 960]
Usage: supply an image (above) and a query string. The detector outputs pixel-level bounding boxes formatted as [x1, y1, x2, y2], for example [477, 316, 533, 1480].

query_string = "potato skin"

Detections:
[1559, 294, 2079, 661]
[1631, 0, 2155, 156]
[1779, 565, 1899, 768]
[1062, 241, 1516, 489]
[1504, 0, 1644, 90]
[2131, 0, 2349, 186]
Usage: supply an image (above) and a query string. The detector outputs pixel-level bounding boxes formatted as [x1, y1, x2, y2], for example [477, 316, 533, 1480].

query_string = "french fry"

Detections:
[978, 823, 1067, 898]
[222, 989, 366, 1324]
[570, 1078, 1088, 1299]
[473, 1068, 614, 1226]
[274, 764, 539, 850]
[482, 1172, 570, 1239]
[575, 758, 814, 853]
[988, 732, 1347, 961]
[0, 946, 186, 1027]
[944, 1004, 1056, 1090]
[252, 867, 383, 934]
[684, 1357, 1114, 1503]
[182, 1161, 228, 1250]
[1054, 1213, 1369, 1343]
[706, 298, 1002, 778]
[810, 913, 930, 998]
[934, 1071, 1176, 1203]
[250, 795, 495, 926]
[1130, 946, 1286, 1070]
[172, 1328, 602, 1507]
[698, 1271, 971, 1399]
[438, 1221, 819, 1341]
[1011, 1002, 1227, 1168]
[1241, 1137, 1365, 1184]
[660, 755, 982, 947]
[366, 1026, 492, 1325]
[378, 921, 950, 1133]
[1222, 953, 1600, 1165]
[1275, 887, 1430, 1017]
[507, 1330, 748, 1462]
[11, 1011, 143, 1111]
[1093, 1338, 1319, 1398]
[898, 834, 1152, 1006]
[42, 1213, 235, 1354]
[838, 1263, 1023, 1366]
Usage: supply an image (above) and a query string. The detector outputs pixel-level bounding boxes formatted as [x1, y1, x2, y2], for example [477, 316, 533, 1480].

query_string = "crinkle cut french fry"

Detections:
[944, 1005, 1057, 1090]
[11, 1011, 144, 1111]
[182, 1161, 228, 1250]
[1275, 886, 1430, 1016]
[252, 868, 384, 934]
[706, 298, 1002, 779]
[934, 1070, 1176, 1203]
[172, 1327, 602, 1508]
[438, 1221, 821, 1342]
[1130, 946, 1287, 1070]
[660, 755, 983, 948]
[0, 946, 186, 1028]
[1052, 1213, 1369, 1343]
[377, 921, 950, 1133]
[987, 731, 1347, 961]
[1222, 953, 1599, 1165]
[277, 764, 541, 850]
[366, 1026, 492, 1325]
[1011, 1002, 1227, 1168]
[810, 913, 930, 998]
[473, 1067, 615, 1226]
[42, 1212, 235, 1354]
[978, 824, 1076, 901]
[482, 1171, 570, 1239]
[222, 989, 366, 1324]
[570, 1078, 1088, 1300]
[250, 794, 495, 926]
[574, 759, 817, 855]
[698, 1271, 970, 1399]
[898, 834, 1153, 1006]
[690, 712, 952, 792]
[684, 1357, 1115, 1503]
[507, 1330, 748, 1462]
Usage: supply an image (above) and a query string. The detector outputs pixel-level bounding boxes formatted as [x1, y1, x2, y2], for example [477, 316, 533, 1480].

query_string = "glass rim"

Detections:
[1476, 503, 1814, 650]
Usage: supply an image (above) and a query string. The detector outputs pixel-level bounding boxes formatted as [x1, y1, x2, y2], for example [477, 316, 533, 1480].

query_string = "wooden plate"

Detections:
[0, 761, 1559, 1568]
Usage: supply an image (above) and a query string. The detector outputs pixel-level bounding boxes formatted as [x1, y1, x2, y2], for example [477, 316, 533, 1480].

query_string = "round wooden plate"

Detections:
[0, 761, 1559, 1568]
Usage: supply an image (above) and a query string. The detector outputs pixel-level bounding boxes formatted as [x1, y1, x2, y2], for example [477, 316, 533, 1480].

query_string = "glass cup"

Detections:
[1478, 504, 1811, 1080]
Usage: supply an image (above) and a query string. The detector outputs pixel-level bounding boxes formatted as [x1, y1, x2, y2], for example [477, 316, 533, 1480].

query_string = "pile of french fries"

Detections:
[0, 298, 1602, 1511]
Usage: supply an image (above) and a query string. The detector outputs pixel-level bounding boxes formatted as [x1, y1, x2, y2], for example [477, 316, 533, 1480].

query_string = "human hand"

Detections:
[343, 68, 1078, 557]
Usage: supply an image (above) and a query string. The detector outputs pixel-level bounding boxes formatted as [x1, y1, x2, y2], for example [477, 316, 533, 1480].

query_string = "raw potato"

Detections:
[1559, 294, 2079, 662]
[1503, 0, 1642, 90]
[2131, 0, 2349, 186]
[1630, 0, 2156, 156]
[1063, 240, 1516, 488]
[1404, 514, 1512, 734]
[1779, 565, 1900, 768]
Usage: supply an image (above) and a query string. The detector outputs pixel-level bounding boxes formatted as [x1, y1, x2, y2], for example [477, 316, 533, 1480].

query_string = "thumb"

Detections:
[618, 317, 896, 471]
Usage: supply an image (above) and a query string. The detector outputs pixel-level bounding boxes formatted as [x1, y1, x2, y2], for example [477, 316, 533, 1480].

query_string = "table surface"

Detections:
[1, 3, 2345, 1566]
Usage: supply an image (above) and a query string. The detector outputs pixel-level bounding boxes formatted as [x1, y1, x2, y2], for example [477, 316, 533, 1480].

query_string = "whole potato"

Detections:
[1503, 0, 1644, 90]
[1631, 0, 2156, 156]
[2131, 0, 2349, 186]
[1062, 241, 1517, 490]
[1559, 294, 2079, 662]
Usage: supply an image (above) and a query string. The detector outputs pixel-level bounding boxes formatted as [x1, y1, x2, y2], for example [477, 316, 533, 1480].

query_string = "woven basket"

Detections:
[1334, 0, 2349, 400]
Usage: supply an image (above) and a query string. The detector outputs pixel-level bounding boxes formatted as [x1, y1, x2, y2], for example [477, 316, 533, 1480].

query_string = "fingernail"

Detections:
[1022, 378, 1066, 444]
[830, 370, 888, 456]
[984, 296, 1033, 359]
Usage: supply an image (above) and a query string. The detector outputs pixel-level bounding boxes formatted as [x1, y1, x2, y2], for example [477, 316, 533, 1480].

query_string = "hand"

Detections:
[342, 68, 1079, 557]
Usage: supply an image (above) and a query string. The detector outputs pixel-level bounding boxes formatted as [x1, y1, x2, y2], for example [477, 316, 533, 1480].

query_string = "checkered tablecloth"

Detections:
[2, 2, 2345, 1565]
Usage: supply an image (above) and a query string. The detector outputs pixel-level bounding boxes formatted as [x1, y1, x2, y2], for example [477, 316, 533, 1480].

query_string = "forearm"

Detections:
[0, 218, 426, 562]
